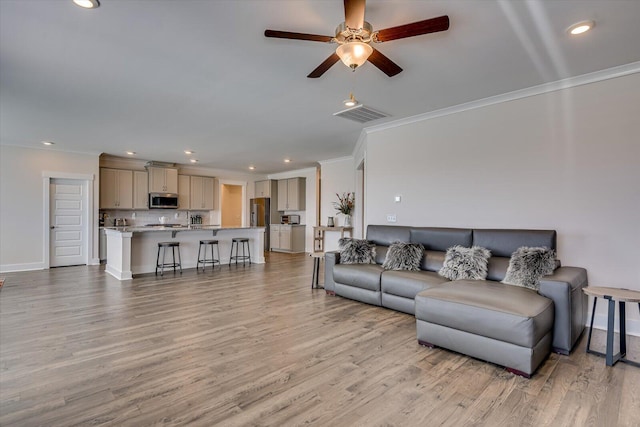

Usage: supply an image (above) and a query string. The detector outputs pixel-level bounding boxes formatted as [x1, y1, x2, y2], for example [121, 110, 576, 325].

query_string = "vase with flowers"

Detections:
[333, 192, 354, 227]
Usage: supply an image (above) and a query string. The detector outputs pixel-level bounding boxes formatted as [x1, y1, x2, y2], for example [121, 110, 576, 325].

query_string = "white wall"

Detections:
[319, 157, 356, 251]
[269, 167, 318, 252]
[364, 72, 640, 334]
[0, 145, 100, 271]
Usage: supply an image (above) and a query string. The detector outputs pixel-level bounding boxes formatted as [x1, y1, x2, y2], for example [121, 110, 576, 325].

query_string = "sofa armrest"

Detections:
[538, 266, 588, 354]
[324, 251, 340, 294]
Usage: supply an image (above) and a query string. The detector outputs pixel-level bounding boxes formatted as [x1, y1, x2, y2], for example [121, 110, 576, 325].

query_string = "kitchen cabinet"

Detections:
[133, 171, 148, 209]
[100, 168, 133, 209]
[270, 224, 305, 253]
[178, 175, 191, 210]
[148, 167, 178, 193]
[255, 180, 275, 198]
[277, 177, 305, 211]
[270, 225, 281, 251]
[190, 176, 215, 210]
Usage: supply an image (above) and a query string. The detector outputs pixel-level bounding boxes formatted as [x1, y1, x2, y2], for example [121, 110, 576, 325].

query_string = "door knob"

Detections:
[50, 226, 56, 229]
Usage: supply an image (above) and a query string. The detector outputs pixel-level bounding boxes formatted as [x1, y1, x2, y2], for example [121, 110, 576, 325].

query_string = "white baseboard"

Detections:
[0, 262, 45, 273]
[588, 314, 640, 337]
[89, 258, 101, 266]
[105, 265, 132, 281]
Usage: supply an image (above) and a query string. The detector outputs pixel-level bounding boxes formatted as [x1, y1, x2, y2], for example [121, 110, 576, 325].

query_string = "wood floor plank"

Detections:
[1, 252, 639, 426]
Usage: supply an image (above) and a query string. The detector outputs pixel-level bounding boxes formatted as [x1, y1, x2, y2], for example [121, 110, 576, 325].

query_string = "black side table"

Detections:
[583, 286, 640, 367]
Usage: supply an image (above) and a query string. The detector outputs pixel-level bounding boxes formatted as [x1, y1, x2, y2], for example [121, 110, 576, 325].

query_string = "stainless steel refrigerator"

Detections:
[250, 197, 272, 251]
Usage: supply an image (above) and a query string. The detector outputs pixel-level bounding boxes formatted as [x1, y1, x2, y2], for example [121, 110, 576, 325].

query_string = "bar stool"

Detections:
[155, 241, 182, 276]
[197, 239, 220, 271]
[229, 237, 251, 266]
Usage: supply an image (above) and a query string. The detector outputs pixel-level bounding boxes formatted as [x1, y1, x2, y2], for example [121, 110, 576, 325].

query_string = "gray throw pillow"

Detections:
[502, 246, 557, 291]
[382, 242, 425, 271]
[339, 238, 376, 264]
[439, 245, 491, 280]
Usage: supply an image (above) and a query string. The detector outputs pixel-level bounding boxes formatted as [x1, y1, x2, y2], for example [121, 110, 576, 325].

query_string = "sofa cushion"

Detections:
[367, 225, 411, 246]
[410, 227, 473, 251]
[381, 270, 448, 299]
[338, 238, 376, 264]
[415, 280, 554, 348]
[438, 246, 491, 280]
[382, 242, 424, 271]
[503, 246, 557, 291]
[374, 245, 389, 265]
[333, 264, 384, 292]
[472, 229, 556, 258]
[486, 256, 511, 282]
[420, 250, 446, 272]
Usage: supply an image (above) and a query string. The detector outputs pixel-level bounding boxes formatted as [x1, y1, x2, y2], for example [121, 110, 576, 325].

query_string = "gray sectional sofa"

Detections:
[324, 225, 588, 377]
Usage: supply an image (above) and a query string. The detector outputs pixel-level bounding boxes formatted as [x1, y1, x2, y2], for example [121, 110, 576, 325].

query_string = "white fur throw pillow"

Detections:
[439, 245, 491, 280]
[382, 242, 425, 271]
[502, 246, 557, 291]
[338, 238, 377, 264]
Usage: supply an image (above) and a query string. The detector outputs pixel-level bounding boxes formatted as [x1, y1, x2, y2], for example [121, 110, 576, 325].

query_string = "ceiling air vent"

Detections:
[333, 104, 389, 123]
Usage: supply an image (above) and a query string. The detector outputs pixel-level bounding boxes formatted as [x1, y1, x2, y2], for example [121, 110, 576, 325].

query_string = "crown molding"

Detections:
[318, 156, 354, 165]
[364, 61, 640, 135]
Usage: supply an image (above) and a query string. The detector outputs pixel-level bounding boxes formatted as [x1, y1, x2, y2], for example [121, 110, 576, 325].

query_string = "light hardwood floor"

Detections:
[1, 252, 638, 426]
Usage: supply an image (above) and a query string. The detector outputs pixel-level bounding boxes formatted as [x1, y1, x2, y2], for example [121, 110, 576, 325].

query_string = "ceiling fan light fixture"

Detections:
[336, 41, 373, 70]
[73, 0, 100, 9]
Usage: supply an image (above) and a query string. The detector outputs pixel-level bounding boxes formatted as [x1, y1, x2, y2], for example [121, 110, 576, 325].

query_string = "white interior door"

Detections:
[50, 179, 87, 267]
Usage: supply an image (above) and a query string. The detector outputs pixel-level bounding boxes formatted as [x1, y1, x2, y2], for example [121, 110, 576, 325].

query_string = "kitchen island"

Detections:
[104, 226, 265, 280]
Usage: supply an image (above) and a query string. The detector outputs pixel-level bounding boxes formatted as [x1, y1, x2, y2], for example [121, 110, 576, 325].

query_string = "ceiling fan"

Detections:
[264, 0, 449, 78]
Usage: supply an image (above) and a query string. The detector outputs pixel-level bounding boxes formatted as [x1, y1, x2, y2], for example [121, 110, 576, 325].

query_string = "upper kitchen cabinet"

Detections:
[254, 180, 274, 198]
[277, 177, 306, 211]
[100, 168, 133, 209]
[133, 171, 149, 209]
[148, 167, 178, 193]
[177, 175, 191, 210]
[190, 176, 216, 210]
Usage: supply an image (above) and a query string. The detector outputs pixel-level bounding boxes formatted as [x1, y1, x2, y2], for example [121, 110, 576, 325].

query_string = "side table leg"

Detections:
[619, 301, 626, 358]
[586, 297, 598, 353]
[605, 296, 615, 366]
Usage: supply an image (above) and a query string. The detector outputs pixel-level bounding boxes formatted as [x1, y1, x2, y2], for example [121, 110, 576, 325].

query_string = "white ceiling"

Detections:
[1, 0, 639, 174]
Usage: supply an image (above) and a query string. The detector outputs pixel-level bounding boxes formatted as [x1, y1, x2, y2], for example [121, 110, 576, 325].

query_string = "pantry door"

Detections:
[49, 179, 87, 267]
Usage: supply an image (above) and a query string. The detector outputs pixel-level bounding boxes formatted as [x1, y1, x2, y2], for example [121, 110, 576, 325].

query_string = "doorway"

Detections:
[221, 184, 243, 227]
[49, 178, 88, 267]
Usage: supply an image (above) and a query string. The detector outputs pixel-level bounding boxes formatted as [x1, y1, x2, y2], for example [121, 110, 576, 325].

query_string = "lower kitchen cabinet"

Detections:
[270, 224, 305, 253]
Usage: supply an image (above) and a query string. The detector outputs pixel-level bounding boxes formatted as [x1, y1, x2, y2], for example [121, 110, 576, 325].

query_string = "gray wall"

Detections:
[363, 72, 640, 334]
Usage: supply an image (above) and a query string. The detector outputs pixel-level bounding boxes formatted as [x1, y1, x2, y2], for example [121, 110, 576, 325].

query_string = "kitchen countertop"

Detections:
[103, 225, 265, 233]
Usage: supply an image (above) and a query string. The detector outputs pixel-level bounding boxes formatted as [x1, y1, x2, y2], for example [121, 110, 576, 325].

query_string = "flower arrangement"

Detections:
[333, 192, 354, 216]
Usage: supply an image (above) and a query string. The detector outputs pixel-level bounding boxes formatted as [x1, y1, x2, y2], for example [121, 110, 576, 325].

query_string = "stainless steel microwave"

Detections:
[281, 214, 300, 224]
[149, 193, 179, 209]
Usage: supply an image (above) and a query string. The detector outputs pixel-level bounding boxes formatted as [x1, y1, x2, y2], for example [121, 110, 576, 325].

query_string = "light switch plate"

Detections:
[386, 214, 397, 223]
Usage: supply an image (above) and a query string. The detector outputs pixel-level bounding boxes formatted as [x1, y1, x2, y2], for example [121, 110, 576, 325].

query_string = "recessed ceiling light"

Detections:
[190, 159, 198, 163]
[42, 141, 55, 146]
[73, 0, 100, 9]
[284, 159, 291, 163]
[567, 20, 594, 35]
[126, 151, 136, 155]
[249, 166, 256, 170]
[184, 150, 194, 155]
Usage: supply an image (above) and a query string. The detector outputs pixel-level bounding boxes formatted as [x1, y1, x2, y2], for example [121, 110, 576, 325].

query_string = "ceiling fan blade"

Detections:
[307, 53, 340, 78]
[344, 0, 366, 29]
[264, 29, 333, 43]
[375, 15, 449, 42]
[367, 48, 403, 77]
